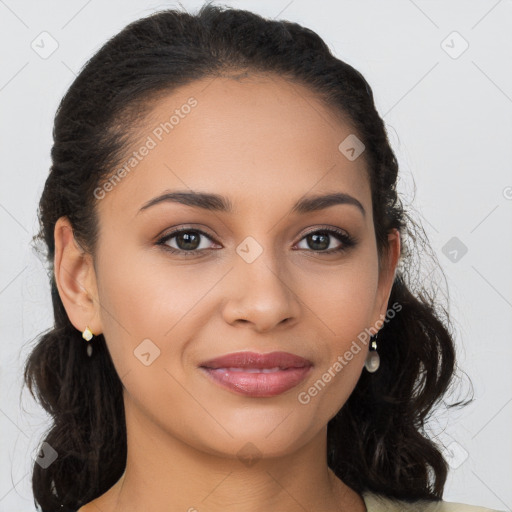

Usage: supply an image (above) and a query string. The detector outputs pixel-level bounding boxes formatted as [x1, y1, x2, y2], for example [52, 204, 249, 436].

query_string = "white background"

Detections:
[0, 0, 511, 510]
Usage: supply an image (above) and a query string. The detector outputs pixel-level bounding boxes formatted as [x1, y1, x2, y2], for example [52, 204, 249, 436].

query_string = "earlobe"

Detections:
[53, 217, 102, 336]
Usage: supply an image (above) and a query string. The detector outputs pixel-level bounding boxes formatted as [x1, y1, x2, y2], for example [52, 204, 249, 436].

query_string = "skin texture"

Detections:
[54, 74, 400, 512]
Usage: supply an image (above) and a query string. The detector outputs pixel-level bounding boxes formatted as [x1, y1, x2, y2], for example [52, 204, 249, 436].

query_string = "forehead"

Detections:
[96, 74, 371, 221]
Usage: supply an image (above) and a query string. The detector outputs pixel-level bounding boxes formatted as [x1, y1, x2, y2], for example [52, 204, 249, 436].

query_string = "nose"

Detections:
[221, 243, 301, 332]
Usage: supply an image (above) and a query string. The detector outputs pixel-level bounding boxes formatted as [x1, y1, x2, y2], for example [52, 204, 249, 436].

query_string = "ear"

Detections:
[53, 216, 102, 337]
[371, 228, 401, 327]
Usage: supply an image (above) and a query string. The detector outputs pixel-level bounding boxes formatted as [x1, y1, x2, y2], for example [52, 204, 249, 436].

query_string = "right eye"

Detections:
[157, 227, 220, 256]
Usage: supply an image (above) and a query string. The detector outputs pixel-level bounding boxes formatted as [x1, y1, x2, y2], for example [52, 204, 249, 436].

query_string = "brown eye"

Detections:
[172, 231, 201, 251]
[295, 227, 356, 254]
[158, 228, 218, 256]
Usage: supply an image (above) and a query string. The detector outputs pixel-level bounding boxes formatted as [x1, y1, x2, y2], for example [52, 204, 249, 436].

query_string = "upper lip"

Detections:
[199, 351, 313, 370]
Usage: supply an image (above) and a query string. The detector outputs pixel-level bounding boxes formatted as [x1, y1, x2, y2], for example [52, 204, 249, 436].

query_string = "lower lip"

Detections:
[200, 366, 313, 397]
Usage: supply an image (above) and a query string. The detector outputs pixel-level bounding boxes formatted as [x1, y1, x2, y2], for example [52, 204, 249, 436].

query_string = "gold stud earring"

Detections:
[82, 326, 94, 357]
[82, 326, 94, 341]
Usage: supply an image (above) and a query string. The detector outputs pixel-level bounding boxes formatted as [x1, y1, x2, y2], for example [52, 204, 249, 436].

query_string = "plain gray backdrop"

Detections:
[0, 0, 511, 510]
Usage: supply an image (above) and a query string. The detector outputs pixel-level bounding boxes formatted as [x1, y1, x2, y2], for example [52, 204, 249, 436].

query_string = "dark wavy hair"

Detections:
[23, 3, 471, 511]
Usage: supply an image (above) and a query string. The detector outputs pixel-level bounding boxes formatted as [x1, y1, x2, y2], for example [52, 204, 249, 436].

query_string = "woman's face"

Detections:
[88, 75, 399, 459]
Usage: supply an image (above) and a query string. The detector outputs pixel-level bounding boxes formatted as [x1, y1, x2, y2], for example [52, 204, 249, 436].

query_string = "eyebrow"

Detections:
[138, 190, 366, 217]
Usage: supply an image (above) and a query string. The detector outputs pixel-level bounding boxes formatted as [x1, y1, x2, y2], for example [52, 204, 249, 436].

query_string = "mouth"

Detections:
[199, 351, 313, 397]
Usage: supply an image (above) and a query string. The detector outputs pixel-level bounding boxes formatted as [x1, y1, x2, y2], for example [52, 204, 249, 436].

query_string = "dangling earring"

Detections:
[82, 326, 94, 357]
[364, 331, 380, 373]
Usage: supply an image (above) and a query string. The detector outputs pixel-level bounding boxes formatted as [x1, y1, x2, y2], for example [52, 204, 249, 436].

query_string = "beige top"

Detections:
[362, 492, 503, 512]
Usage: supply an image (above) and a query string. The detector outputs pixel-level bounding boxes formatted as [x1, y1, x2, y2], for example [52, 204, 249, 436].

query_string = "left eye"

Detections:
[157, 227, 356, 256]
[295, 228, 355, 253]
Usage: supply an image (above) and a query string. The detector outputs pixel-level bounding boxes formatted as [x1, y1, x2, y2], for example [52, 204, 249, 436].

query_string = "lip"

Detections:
[199, 351, 313, 398]
[200, 351, 313, 370]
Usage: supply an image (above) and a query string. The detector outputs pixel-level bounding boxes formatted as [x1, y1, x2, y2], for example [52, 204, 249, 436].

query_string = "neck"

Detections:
[87, 401, 366, 512]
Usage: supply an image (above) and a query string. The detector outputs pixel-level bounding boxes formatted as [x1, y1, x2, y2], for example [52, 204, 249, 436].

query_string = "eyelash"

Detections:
[156, 225, 357, 257]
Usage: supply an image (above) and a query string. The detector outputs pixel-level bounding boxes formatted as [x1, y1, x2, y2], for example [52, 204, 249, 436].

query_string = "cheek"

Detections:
[303, 252, 380, 334]
[93, 246, 201, 419]
[94, 242, 222, 369]
[96, 237, 184, 326]
[295, 254, 379, 409]
[93, 242, 167, 367]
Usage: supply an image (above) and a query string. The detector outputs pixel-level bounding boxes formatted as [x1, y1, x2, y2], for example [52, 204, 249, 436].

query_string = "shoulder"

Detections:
[362, 491, 504, 512]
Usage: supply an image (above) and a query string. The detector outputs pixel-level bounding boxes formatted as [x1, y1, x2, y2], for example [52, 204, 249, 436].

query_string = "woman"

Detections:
[24, 4, 501, 511]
